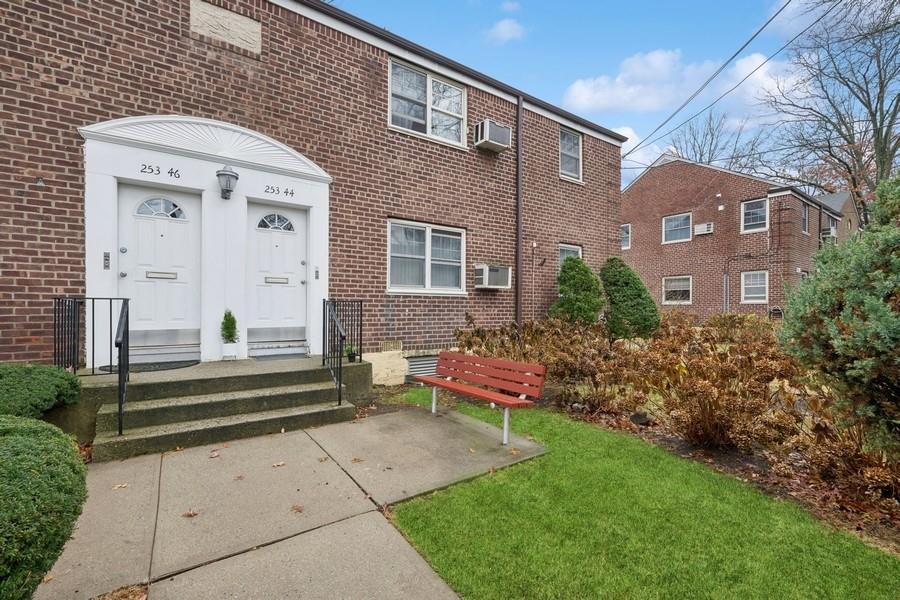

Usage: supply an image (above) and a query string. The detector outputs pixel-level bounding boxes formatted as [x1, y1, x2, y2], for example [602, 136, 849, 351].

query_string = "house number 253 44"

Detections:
[264, 185, 295, 197]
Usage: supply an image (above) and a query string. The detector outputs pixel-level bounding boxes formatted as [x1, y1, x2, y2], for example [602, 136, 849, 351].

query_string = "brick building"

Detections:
[1, 0, 625, 375]
[620, 155, 844, 320]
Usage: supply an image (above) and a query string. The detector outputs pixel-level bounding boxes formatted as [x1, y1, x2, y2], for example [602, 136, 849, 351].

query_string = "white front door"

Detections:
[246, 203, 308, 347]
[117, 184, 201, 352]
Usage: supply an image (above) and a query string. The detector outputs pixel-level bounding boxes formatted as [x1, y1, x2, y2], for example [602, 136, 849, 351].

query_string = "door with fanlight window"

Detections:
[246, 203, 308, 354]
[117, 184, 202, 359]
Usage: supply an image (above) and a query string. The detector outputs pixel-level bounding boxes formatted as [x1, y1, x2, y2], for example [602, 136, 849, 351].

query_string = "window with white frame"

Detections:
[741, 198, 769, 233]
[662, 276, 692, 305]
[558, 243, 582, 270]
[388, 220, 464, 292]
[662, 213, 691, 243]
[741, 270, 768, 303]
[559, 128, 582, 180]
[390, 61, 465, 145]
[801, 203, 809, 233]
[620, 224, 631, 250]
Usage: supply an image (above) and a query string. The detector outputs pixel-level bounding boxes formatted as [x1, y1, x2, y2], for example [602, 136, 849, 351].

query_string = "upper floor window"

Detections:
[741, 198, 769, 233]
[390, 61, 465, 146]
[827, 214, 838, 231]
[559, 128, 582, 181]
[801, 203, 809, 234]
[620, 224, 631, 250]
[741, 270, 768, 303]
[662, 212, 691, 244]
[388, 220, 465, 293]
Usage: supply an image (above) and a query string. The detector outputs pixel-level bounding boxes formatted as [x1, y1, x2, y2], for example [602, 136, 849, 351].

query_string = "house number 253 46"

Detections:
[140, 164, 180, 178]
[264, 185, 295, 197]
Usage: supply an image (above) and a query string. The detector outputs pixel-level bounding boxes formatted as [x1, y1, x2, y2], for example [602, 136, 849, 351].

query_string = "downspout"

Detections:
[515, 95, 525, 324]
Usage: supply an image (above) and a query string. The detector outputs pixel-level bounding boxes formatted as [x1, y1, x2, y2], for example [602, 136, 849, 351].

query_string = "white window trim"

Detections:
[559, 128, 583, 182]
[620, 223, 631, 250]
[388, 59, 468, 150]
[740, 270, 769, 304]
[558, 243, 583, 262]
[740, 198, 769, 234]
[801, 202, 810, 235]
[662, 275, 692, 305]
[386, 218, 467, 295]
[661, 212, 692, 244]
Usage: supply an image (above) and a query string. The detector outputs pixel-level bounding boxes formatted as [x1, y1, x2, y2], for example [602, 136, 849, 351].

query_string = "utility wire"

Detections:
[623, 0, 793, 159]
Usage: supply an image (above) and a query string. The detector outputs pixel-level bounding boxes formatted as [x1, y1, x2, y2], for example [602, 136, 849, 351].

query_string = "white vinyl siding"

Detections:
[741, 270, 768, 303]
[620, 224, 631, 250]
[390, 61, 466, 147]
[662, 213, 691, 244]
[741, 198, 769, 233]
[559, 128, 582, 181]
[662, 276, 692, 305]
[388, 220, 465, 294]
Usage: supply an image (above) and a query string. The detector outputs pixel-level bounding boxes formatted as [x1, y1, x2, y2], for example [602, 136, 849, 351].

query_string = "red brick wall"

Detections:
[0, 0, 620, 361]
[621, 160, 823, 321]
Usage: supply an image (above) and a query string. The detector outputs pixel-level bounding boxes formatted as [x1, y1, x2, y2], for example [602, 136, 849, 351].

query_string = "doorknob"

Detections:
[300, 280, 307, 285]
[119, 272, 127, 278]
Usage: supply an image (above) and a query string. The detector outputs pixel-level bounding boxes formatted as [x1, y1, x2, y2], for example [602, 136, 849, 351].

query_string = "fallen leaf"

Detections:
[42, 574, 53, 583]
[182, 508, 199, 518]
[221, 443, 229, 448]
[281, 428, 285, 434]
[351, 457, 364, 463]
[468, 448, 476, 454]
[113, 483, 128, 490]
[318, 456, 329, 463]
[209, 451, 220, 459]
[508, 447, 521, 456]
[291, 504, 304, 513]
[489, 467, 496, 475]
[272, 461, 286, 468]
[234, 474, 244, 481]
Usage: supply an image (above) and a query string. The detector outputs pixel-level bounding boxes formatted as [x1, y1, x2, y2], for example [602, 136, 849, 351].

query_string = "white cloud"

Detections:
[500, 1, 521, 11]
[486, 18, 525, 44]
[615, 126, 671, 186]
[563, 50, 719, 113]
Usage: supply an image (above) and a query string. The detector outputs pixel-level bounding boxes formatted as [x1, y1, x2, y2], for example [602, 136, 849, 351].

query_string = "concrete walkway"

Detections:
[37, 407, 543, 599]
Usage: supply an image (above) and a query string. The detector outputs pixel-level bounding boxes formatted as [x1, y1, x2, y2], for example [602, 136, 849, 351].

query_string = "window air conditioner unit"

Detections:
[820, 227, 837, 243]
[474, 119, 511, 152]
[474, 264, 512, 289]
[694, 222, 714, 235]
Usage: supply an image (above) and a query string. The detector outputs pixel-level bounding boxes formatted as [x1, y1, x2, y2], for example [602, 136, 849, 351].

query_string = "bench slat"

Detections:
[439, 351, 546, 376]
[436, 365, 542, 398]
[440, 359, 545, 387]
[415, 376, 535, 408]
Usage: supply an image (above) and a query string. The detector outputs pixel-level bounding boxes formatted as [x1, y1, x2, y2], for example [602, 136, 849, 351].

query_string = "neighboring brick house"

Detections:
[1, 0, 624, 375]
[620, 155, 844, 320]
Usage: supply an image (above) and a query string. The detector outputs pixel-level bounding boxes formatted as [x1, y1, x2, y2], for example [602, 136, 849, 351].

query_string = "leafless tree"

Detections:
[669, 111, 766, 173]
[761, 0, 900, 224]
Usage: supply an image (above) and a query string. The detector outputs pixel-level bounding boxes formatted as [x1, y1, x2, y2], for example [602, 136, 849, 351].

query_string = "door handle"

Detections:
[301, 280, 307, 285]
[119, 272, 127, 278]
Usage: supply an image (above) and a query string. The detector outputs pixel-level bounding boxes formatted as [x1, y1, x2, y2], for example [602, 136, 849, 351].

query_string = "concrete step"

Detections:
[92, 401, 355, 462]
[95, 382, 338, 432]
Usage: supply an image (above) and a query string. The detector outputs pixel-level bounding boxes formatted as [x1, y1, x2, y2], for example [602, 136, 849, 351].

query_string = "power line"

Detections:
[636, 1, 841, 153]
[623, 0, 794, 159]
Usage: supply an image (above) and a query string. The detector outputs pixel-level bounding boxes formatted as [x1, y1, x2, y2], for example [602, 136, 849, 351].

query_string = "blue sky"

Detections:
[333, 0, 816, 182]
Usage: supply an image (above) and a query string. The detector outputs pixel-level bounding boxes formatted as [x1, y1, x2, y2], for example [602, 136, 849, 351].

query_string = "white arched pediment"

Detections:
[79, 115, 331, 183]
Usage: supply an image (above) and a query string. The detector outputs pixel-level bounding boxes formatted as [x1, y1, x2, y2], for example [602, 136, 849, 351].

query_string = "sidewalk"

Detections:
[37, 407, 543, 599]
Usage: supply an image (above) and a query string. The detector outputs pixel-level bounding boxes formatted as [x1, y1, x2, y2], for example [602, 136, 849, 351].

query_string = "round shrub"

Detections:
[550, 256, 605, 324]
[599, 257, 659, 339]
[0, 363, 81, 418]
[0, 416, 87, 600]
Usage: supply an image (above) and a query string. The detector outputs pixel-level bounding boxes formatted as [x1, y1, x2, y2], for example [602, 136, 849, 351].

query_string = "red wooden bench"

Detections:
[413, 351, 546, 445]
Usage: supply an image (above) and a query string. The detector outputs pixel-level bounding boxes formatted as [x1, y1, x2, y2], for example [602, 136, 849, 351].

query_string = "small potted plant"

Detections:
[344, 344, 358, 363]
[221, 309, 239, 360]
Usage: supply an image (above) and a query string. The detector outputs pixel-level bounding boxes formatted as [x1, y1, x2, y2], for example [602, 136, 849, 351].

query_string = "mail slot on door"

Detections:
[265, 276, 289, 284]
[146, 271, 177, 280]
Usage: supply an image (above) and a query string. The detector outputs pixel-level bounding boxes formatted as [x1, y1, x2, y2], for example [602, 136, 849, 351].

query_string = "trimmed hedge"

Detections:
[599, 257, 659, 339]
[550, 257, 605, 324]
[0, 416, 87, 600]
[0, 363, 80, 418]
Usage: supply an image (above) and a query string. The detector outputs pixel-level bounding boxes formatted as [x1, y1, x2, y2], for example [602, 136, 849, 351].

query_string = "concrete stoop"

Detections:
[91, 361, 368, 461]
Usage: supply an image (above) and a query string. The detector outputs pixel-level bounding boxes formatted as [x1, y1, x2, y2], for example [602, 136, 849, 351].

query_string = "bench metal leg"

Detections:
[431, 386, 437, 414]
[502, 407, 510, 445]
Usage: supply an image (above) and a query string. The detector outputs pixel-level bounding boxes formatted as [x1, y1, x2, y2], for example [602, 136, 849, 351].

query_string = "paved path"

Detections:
[37, 407, 543, 599]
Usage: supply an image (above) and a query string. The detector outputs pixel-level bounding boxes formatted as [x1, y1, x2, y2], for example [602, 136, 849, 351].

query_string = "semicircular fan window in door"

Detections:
[136, 197, 185, 219]
[257, 213, 294, 231]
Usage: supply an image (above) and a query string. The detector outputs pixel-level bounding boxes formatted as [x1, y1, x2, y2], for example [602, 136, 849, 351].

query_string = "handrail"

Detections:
[113, 299, 130, 436]
[322, 299, 362, 406]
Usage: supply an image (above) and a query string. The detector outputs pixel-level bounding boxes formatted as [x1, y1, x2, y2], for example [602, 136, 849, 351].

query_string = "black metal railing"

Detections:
[53, 297, 130, 375]
[114, 300, 130, 435]
[322, 299, 363, 406]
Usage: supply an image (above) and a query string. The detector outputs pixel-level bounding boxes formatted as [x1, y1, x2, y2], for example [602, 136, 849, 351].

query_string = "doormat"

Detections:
[100, 360, 199, 373]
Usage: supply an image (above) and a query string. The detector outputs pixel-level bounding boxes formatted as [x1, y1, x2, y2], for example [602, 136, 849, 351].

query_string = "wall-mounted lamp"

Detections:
[35, 176, 46, 188]
[216, 166, 239, 199]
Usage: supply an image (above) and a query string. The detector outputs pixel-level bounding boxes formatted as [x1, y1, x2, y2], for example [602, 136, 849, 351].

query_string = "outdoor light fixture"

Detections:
[216, 166, 239, 199]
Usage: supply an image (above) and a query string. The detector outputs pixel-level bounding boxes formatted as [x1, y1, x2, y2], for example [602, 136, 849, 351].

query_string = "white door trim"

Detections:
[81, 116, 331, 365]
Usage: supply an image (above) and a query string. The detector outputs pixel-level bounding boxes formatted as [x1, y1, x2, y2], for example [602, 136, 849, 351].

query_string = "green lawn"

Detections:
[391, 388, 900, 600]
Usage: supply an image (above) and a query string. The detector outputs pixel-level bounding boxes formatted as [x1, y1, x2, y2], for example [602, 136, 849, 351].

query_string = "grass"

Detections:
[390, 388, 900, 600]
